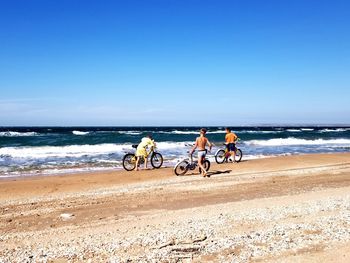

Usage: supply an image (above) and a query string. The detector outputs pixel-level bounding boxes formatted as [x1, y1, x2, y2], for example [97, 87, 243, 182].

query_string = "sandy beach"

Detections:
[1, 153, 350, 262]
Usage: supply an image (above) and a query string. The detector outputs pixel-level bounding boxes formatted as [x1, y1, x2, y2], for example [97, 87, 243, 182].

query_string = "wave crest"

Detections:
[246, 138, 350, 146]
[0, 131, 38, 137]
[72, 131, 89, 135]
[0, 144, 124, 158]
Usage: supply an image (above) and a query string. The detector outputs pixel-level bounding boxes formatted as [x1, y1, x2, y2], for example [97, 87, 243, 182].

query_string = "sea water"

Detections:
[0, 126, 350, 177]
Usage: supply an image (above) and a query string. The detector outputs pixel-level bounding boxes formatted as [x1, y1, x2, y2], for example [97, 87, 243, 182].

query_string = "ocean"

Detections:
[1, 126, 350, 178]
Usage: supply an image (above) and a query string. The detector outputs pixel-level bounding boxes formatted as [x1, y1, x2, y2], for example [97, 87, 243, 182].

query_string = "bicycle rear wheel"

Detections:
[215, 149, 226, 164]
[151, 152, 163, 169]
[199, 159, 211, 173]
[122, 153, 137, 171]
[174, 160, 189, 176]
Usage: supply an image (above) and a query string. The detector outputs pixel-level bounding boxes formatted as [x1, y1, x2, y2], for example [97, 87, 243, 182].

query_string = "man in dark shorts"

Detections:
[225, 127, 238, 161]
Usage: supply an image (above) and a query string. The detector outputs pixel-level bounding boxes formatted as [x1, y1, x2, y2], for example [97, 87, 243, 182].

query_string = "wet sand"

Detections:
[1, 153, 350, 262]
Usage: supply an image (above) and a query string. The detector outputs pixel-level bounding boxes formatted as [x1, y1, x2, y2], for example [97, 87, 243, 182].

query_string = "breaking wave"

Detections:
[246, 138, 350, 146]
[0, 131, 38, 137]
[72, 130, 89, 135]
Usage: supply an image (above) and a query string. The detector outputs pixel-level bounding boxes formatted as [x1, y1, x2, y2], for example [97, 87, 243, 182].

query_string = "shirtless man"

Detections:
[225, 127, 238, 161]
[190, 128, 213, 177]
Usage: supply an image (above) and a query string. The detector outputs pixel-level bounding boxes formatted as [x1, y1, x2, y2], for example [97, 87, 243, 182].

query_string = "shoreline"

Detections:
[1, 152, 350, 261]
[0, 151, 348, 181]
[0, 152, 350, 200]
[1, 152, 350, 201]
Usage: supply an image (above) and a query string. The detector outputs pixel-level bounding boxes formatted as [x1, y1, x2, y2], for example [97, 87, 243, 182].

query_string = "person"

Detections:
[190, 128, 213, 177]
[225, 127, 238, 161]
[134, 134, 155, 171]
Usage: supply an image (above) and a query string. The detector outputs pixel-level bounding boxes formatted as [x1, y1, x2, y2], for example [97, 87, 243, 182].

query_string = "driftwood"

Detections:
[158, 238, 176, 249]
[170, 245, 201, 253]
[156, 233, 207, 249]
[178, 234, 207, 245]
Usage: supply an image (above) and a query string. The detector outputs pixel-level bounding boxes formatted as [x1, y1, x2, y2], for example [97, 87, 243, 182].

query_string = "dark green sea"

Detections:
[1, 126, 350, 177]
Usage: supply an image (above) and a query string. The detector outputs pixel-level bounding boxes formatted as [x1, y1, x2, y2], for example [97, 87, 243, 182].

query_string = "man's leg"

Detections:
[233, 144, 237, 162]
[134, 156, 140, 171]
[228, 144, 236, 162]
[226, 150, 232, 160]
[198, 156, 207, 176]
[228, 150, 234, 161]
[224, 145, 231, 162]
[144, 156, 148, 169]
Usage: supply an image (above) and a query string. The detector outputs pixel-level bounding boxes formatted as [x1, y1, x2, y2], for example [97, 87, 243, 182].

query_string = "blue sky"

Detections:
[0, 0, 349, 126]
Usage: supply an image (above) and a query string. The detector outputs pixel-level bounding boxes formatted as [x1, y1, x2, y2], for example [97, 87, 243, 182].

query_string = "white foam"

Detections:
[300, 128, 314, 131]
[0, 144, 126, 158]
[246, 138, 350, 146]
[241, 130, 282, 134]
[319, 128, 348, 133]
[207, 130, 226, 134]
[0, 141, 195, 159]
[286, 129, 302, 132]
[156, 141, 191, 150]
[72, 130, 89, 135]
[117, 131, 142, 135]
[0, 131, 38, 137]
[165, 130, 199, 135]
[161, 130, 226, 135]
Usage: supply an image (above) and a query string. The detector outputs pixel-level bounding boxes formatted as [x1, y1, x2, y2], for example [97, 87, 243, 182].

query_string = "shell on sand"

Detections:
[59, 213, 75, 220]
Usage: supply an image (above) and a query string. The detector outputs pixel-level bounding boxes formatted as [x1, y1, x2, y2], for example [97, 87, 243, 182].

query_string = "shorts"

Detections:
[226, 143, 236, 152]
[197, 150, 207, 159]
[136, 147, 147, 157]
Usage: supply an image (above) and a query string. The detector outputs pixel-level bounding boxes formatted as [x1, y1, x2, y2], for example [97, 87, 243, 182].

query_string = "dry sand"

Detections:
[1, 153, 350, 262]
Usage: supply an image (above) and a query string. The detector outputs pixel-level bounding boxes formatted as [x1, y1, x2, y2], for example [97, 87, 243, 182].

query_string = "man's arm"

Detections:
[190, 138, 198, 154]
[207, 139, 213, 152]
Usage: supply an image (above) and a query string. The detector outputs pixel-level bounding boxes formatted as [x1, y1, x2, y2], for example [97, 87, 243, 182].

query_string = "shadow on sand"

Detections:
[179, 169, 232, 177]
[205, 169, 232, 177]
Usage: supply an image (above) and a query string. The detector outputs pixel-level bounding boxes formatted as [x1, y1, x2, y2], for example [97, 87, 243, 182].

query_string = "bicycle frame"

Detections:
[187, 151, 208, 169]
[174, 149, 211, 176]
[127, 146, 156, 161]
[224, 138, 239, 153]
[214, 138, 243, 164]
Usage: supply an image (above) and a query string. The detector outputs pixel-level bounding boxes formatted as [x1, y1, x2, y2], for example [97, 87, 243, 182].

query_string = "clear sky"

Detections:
[0, 0, 349, 126]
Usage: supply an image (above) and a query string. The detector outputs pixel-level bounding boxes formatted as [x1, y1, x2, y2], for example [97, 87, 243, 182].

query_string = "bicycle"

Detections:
[174, 146, 211, 176]
[214, 140, 243, 164]
[122, 144, 163, 171]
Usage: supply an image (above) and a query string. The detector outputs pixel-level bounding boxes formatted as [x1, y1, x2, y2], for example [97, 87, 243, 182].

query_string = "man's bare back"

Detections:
[196, 136, 208, 151]
[191, 128, 212, 153]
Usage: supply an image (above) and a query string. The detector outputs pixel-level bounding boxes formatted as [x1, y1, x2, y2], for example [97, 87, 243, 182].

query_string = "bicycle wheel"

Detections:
[151, 152, 163, 169]
[235, 149, 243, 162]
[215, 149, 226, 164]
[122, 153, 137, 171]
[199, 159, 211, 173]
[174, 160, 189, 176]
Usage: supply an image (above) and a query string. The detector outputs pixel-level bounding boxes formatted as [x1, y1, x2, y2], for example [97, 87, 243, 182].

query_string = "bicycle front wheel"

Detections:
[215, 149, 226, 164]
[122, 153, 137, 171]
[174, 160, 189, 176]
[235, 149, 243, 162]
[151, 152, 163, 169]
